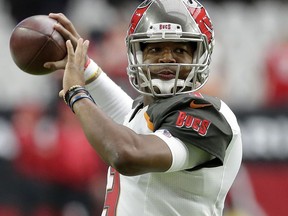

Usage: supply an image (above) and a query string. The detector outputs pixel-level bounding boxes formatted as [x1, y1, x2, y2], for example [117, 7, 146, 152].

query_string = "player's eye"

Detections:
[174, 48, 187, 54]
[148, 47, 161, 53]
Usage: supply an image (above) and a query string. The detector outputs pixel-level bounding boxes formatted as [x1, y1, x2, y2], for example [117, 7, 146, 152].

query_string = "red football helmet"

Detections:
[126, 0, 215, 97]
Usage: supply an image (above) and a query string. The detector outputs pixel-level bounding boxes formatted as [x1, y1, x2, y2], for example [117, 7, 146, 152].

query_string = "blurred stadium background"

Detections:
[0, 0, 288, 215]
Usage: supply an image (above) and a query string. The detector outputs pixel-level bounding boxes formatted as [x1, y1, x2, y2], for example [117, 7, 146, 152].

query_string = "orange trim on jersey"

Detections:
[190, 100, 212, 109]
[144, 112, 154, 131]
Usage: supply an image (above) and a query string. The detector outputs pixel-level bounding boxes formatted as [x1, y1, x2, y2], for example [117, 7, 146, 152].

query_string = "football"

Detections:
[9, 15, 67, 75]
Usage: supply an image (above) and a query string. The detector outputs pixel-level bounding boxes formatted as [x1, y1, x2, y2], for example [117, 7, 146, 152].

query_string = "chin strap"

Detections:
[140, 78, 186, 95]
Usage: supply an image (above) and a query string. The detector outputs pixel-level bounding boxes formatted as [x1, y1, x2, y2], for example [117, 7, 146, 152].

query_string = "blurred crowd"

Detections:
[0, 1, 137, 215]
[1, 0, 288, 215]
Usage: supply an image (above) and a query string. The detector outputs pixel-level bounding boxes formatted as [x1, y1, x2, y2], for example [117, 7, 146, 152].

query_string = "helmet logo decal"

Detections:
[147, 23, 182, 38]
[159, 23, 171, 30]
[184, 1, 213, 43]
[128, 0, 153, 35]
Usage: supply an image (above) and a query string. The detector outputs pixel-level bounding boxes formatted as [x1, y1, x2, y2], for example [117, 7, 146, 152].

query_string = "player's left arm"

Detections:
[61, 38, 173, 176]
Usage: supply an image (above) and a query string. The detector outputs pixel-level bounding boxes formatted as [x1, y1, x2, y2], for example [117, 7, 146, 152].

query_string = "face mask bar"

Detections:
[128, 62, 206, 97]
[126, 32, 211, 97]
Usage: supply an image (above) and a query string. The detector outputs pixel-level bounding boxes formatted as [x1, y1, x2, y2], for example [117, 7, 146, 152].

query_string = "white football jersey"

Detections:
[101, 93, 242, 216]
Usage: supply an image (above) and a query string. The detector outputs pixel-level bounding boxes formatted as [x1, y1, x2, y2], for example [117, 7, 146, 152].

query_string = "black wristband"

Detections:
[63, 85, 96, 113]
[69, 94, 91, 113]
[64, 86, 87, 105]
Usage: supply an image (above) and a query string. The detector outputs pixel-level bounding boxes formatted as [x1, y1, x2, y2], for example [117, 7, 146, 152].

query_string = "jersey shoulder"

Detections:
[146, 93, 233, 165]
[146, 92, 223, 129]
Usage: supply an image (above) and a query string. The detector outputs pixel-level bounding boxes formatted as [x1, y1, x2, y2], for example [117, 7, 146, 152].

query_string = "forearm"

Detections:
[71, 98, 172, 176]
[60, 40, 171, 176]
[72, 98, 138, 168]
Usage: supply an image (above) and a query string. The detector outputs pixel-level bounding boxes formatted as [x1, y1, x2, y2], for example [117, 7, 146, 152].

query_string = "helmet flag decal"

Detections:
[185, 4, 213, 43]
[128, 0, 152, 35]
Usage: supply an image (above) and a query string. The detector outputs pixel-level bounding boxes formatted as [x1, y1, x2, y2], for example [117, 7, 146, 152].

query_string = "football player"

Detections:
[45, 0, 242, 215]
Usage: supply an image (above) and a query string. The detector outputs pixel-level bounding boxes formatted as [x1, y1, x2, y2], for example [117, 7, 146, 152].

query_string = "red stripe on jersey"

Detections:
[103, 167, 120, 216]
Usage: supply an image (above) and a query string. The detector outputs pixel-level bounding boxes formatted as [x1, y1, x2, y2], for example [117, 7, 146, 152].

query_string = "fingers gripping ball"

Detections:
[9, 15, 67, 75]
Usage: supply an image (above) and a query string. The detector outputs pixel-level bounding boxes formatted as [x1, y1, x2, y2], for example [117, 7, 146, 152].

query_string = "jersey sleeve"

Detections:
[145, 94, 233, 166]
[85, 72, 133, 124]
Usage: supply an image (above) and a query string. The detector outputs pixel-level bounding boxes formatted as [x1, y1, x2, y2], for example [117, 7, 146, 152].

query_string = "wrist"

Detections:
[70, 93, 92, 113]
[63, 85, 96, 113]
[84, 58, 102, 85]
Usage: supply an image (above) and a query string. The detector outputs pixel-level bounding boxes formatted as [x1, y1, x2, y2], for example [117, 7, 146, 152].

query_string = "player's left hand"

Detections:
[59, 38, 89, 98]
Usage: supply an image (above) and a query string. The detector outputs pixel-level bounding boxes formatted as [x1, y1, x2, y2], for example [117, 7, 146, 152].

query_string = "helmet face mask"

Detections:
[126, 0, 215, 97]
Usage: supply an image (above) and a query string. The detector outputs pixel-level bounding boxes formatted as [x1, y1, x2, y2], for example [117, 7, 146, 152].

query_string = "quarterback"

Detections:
[45, 0, 242, 215]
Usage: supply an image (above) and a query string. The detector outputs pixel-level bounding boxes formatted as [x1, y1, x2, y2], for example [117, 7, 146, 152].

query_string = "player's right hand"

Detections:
[49, 13, 80, 48]
[44, 13, 89, 71]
